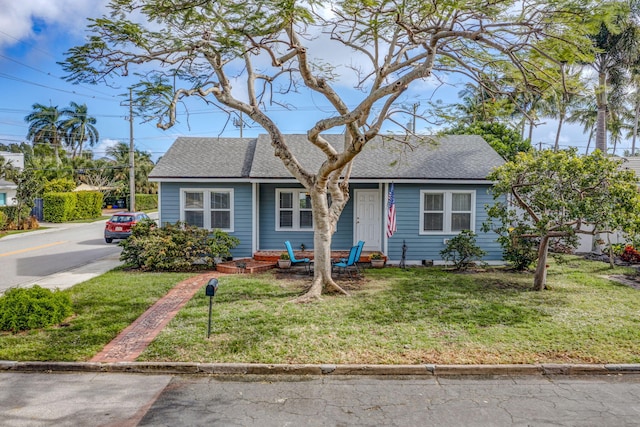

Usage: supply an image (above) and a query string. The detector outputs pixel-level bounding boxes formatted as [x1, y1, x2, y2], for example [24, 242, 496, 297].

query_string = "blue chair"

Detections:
[340, 240, 365, 274]
[284, 241, 311, 274]
[333, 244, 360, 278]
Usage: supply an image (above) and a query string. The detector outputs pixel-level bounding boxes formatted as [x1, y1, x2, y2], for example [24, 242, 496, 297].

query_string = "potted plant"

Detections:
[278, 252, 291, 268]
[370, 252, 385, 268]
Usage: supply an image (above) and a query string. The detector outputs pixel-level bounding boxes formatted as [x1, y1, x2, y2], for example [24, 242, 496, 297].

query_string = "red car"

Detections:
[104, 211, 150, 243]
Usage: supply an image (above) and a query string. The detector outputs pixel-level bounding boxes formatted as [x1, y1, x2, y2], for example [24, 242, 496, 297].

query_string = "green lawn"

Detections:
[140, 256, 640, 365]
[1, 256, 639, 364]
[0, 270, 194, 361]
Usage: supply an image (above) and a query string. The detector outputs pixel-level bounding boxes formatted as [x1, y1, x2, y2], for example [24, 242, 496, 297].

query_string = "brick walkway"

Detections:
[91, 271, 224, 363]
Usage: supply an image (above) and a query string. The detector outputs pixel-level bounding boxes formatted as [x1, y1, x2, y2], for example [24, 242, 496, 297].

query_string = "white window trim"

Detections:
[419, 190, 475, 235]
[275, 188, 314, 231]
[180, 188, 234, 232]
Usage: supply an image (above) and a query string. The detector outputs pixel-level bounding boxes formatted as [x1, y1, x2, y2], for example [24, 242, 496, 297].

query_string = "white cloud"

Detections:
[0, 0, 109, 48]
[93, 138, 120, 159]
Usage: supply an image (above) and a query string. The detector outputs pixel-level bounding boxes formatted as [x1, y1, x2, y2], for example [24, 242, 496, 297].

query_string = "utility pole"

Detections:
[233, 111, 247, 137]
[128, 88, 136, 212]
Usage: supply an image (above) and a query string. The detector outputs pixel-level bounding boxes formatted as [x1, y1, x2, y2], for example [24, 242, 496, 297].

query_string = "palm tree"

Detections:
[106, 142, 156, 195]
[541, 65, 585, 152]
[567, 96, 598, 154]
[24, 103, 64, 164]
[588, 6, 640, 153]
[60, 102, 99, 158]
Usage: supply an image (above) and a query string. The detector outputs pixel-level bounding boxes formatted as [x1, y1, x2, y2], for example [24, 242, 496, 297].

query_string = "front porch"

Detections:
[253, 250, 385, 264]
[215, 250, 387, 274]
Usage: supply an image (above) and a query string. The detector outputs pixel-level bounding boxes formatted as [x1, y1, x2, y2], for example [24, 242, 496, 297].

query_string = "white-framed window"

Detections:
[419, 190, 475, 234]
[181, 189, 234, 231]
[276, 189, 314, 231]
[0, 193, 5, 206]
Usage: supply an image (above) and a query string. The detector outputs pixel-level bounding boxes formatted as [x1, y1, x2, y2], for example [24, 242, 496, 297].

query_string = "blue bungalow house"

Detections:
[149, 134, 505, 264]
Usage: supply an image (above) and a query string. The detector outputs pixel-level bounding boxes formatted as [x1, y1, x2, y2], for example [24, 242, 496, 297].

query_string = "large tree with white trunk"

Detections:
[63, 0, 602, 300]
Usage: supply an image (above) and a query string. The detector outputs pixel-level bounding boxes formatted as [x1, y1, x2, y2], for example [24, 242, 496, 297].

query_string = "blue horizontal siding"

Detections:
[386, 184, 502, 262]
[158, 182, 253, 258]
[258, 183, 378, 251]
[160, 181, 503, 262]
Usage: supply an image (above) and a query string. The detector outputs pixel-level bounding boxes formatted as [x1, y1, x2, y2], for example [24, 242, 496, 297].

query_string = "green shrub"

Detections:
[135, 194, 158, 211]
[43, 178, 76, 193]
[440, 230, 486, 270]
[0, 206, 30, 227]
[498, 224, 539, 271]
[43, 192, 77, 222]
[0, 286, 72, 332]
[119, 221, 239, 271]
[209, 229, 240, 260]
[74, 191, 103, 219]
[0, 210, 6, 230]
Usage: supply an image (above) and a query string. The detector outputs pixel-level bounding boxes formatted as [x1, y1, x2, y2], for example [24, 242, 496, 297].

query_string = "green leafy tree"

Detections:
[444, 122, 532, 161]
[62, 0, 602, 300]
[12, 169, 44, 226]
[485, 149, 640, 291]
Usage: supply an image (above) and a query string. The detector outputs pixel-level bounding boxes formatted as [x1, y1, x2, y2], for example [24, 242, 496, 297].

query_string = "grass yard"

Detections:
[0, 270, 194, 361]
[1, 256, 639, 364]
[139, 256, 640, 365]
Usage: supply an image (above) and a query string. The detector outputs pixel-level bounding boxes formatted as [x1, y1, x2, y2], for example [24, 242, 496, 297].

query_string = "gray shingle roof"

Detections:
[149, 137, 255, 178]
[150, 134, 504, 180]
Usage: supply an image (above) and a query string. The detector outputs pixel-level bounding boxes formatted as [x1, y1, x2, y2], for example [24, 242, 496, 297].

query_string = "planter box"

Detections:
[278, 259, 292, 268]
[370, 259, 385, 268]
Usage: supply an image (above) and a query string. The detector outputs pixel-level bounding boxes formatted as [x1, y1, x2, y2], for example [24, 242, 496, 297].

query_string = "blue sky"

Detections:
[0, 1, 596, 162]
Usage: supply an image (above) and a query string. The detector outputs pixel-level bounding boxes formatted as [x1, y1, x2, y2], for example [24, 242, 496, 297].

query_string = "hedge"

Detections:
[74, 191, 103, 219]
[42, 191, 103, 222]
[43, 192, 77, 222]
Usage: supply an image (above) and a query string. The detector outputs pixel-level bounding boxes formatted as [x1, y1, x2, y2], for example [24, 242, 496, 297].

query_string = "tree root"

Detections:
[290, 275, 349, 303]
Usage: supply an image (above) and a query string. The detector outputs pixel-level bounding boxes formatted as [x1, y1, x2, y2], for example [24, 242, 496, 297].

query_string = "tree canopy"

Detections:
[443, 122, 532, 161]
[61, 0, 608, 300]
[485, 149, 640, 290]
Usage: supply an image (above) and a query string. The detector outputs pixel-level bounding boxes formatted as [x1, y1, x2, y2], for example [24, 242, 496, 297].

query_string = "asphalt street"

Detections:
[2, 372, 640, 426]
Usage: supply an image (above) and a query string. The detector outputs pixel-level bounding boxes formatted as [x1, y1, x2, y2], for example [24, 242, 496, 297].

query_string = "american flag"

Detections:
[387, 183, 396, 238]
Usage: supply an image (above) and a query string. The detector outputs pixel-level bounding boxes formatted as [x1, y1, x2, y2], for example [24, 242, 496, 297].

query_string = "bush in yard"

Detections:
[120, 221, 239, 271]
[209, 229, 240, 262]
[620, 245, 640, 263]
[0, 286, 72, 332]
[440, 230, 486, 271]
[498, 224, 539, 271]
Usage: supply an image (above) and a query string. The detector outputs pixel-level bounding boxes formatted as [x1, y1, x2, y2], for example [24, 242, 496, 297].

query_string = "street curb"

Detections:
[1, 361, 640, 376]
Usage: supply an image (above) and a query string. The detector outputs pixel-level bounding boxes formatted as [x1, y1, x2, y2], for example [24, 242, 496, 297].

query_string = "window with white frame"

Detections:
[276, 189, 314, 231]
[182, 189, 233, 231]
[0, 193, 5, 206]
[420, 190, 475, 234]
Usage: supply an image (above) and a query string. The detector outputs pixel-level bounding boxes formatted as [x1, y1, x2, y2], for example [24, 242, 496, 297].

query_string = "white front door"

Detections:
[354, 189, 381, 251]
